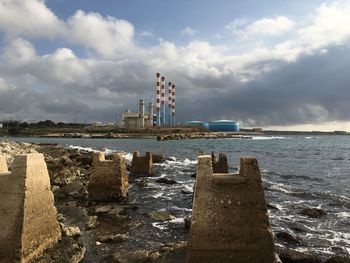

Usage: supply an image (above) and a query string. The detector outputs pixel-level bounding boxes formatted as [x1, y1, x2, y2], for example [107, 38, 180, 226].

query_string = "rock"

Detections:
[85, 216, 98, 230]
[325, 256, 350, 263]
[71, 244, 86, 263]
[156, 178, 177, 184]
[190, 173, 196, 178]
[147, 211, 175, 221]
[52, 185, 60, 192]
[111, 250, 149, 263]
[94, 204, 124, 215]
[63, 226, 81, 237]
[299, 208, 326, 218]
[279, 250, 322, 263]
[181, 189, 193, 195]
[267, 203, 280, 210]
[276, 232, 301, 244]
[100, 234, 128, 244]
[57, 214, 65, 223]
[152, 154, 164, 163]
[61, 156, 73, 166]
[184, 216, 191, 229]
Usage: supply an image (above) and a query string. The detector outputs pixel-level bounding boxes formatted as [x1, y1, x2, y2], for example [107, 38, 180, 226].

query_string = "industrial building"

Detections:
[121, 100, 154, 129]
[186, 120, 240, 132]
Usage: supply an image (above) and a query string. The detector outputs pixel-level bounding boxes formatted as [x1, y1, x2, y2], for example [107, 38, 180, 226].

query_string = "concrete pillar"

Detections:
[0, 154, 61, 263]
[130, 151, 153, 176]
[211, 152, 229, 173]
[88, 152, 128, 202]
[0, 155, 8, 173]
[187, 155, 277, 263]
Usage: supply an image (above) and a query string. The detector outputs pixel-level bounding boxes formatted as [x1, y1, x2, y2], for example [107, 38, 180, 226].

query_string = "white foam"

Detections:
[152, 222, 167, 230]
[169, 217, 185, 224]
[68, 145, 98, 152]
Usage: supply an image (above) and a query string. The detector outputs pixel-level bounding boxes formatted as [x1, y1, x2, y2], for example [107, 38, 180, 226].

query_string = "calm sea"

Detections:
[4, 135, 350, 258]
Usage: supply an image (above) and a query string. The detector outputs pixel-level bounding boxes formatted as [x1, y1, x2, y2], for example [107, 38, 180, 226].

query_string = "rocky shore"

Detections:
[0, 140, 349, 263]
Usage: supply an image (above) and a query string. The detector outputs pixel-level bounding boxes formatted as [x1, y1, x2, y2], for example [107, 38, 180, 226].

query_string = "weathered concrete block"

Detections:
[0, 155, 8, 173]
[0, 154, 61, 263]
[211, 152, 229, 173]
[88, 152, 128, 202]
[130, 151, 153, 176]
[187, 155, 277, 263]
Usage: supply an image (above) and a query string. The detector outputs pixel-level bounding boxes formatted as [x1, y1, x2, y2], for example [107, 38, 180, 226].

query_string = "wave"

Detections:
[251, 136, 291, 140]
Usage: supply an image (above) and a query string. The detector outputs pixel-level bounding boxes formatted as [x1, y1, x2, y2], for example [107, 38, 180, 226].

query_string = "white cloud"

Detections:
[139, 31, 154, 37]
[226, 16, 295, 38]
[66, 11, 136, 58]
[181, 26, 199, 36]
[0, 0, 64, 39]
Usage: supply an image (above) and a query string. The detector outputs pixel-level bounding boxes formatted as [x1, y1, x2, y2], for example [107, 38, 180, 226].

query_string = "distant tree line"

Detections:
[0, 120, 88, 135]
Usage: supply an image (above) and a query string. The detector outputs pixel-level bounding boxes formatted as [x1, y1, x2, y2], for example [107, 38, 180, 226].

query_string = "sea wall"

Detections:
[88, 152, 128, 202]
[187, 155, 277, 263]
[0, 153, 61, 263]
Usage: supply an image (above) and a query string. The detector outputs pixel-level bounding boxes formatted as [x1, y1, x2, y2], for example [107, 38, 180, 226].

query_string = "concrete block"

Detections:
[0, 154, 61, 263]
[211, 152, 229, 173]
[0, 155, 8, 173]
[88, 152, 128, 202]
[187, 155, 277, 263]
[130, 151, 153, 176]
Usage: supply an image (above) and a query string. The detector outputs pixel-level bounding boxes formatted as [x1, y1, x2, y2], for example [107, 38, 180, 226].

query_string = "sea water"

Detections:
[5, 135, 350, 257]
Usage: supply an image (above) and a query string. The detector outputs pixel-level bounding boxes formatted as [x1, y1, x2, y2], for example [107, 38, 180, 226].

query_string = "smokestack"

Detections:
[148, 102, 153, 127]
[139, 99, 144, 128]
[168, 82, 172, 125]
[156, 73, 160, 127]
[172, 84, 175, 125]
[161, 76, 165, 126]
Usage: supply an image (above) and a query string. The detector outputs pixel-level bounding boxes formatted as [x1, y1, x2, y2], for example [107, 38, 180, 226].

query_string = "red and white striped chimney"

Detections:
[161, 76, 165, 126]
[172, 84, 175, 126]
[156, 73, 161, 127]
[168, 82, 172, 125]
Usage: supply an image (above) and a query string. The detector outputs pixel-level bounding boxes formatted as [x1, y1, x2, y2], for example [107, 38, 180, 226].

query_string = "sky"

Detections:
[0, 0, 350, 131]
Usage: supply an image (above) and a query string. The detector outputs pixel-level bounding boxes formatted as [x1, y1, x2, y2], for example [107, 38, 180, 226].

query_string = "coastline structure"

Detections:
[156, 73, 161, 127]
[187, 155, 277, 262]
[0, 154, 61, 263]
[88, 152, 128, 202]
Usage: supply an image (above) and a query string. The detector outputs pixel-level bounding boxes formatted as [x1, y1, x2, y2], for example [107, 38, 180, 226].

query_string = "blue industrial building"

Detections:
[208, 120, 240, 132]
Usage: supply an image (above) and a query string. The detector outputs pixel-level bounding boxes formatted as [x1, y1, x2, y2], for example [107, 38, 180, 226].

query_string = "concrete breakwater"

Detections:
[0, 141, 348, 263]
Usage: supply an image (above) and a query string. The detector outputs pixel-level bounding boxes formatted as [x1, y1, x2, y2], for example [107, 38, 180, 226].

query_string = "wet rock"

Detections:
[184, 216, 191, 229]
[299, 208, 326, 218]
[279, 250, 322, 263]
[267, 203, 280, 210]
[152, 154, 164, 163]
[100, 234, 128, 244]
[111, 250, 149, 263]
[71, 244, 86, 263]
[156, 178, 177, 184]
[57, 214, 65, 223]
[85, 216, 98, 230]
[94, 204, 124, 215]
[61, 156, 73, 166]
[190, 173, 196, 178]
[181, 188, 193, 195]
[276, 232, 301, 244]
[63, 227, 81, 237]
[147, 211, 175, 221]
[325, 256, 350, 263]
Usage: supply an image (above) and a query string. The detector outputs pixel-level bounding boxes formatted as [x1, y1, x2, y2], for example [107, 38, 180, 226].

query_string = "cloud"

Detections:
[0, 0, 64, 39]
[226, 16, 295, 38]
[181, 27, 199, 36]
[1, 0, 350, 130]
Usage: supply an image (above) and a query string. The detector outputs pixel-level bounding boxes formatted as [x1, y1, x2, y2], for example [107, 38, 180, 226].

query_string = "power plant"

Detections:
[121, 73, 176, 129]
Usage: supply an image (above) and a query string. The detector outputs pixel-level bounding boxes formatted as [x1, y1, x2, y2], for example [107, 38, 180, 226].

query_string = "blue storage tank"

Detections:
[208, 120, 240, 132]
[185, 121, 209, 129]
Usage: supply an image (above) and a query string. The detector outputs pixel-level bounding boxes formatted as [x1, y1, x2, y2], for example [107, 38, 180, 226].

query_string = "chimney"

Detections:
[148, 102, 153, 127]
[156, 73, 161, 127]
[161, 76, 165, 126]
[139, 99, 145, 128]
[172, 84, 175, 126]
[168, 82, 172, 125]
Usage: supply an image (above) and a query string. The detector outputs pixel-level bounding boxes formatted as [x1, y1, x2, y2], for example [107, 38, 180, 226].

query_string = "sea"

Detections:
[5, 135, 350, 258]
